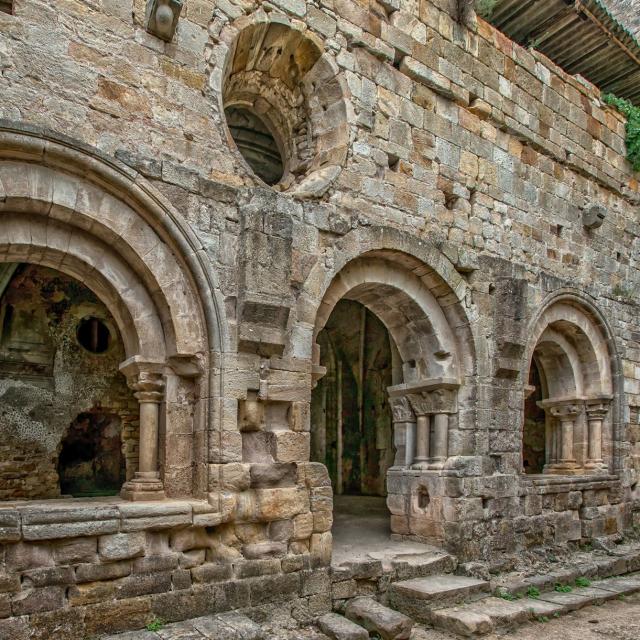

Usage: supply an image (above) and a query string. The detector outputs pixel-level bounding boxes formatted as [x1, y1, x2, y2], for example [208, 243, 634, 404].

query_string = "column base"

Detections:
[543, 461, 579, 475]
[411, 460, 431, 471]
[120, 472, 165, 501]
[584, 461, 609, 474]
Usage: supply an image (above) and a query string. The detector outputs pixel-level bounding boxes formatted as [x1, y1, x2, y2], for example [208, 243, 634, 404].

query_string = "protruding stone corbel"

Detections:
[146, 0, 183, 42]
[119, 358, 166, 501]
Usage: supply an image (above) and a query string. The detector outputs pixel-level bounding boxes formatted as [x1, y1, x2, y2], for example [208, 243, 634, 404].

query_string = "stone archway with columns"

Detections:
[524, 294, 618, 476]
[301, 230, 479, 542]
[0, 124, 229, 501]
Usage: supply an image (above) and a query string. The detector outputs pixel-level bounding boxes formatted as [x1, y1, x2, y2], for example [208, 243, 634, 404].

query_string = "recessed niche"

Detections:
[77, 316, 111, 354]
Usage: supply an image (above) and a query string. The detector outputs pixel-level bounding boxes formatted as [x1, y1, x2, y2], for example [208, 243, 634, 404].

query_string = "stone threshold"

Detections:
[0, 498, 219, 543]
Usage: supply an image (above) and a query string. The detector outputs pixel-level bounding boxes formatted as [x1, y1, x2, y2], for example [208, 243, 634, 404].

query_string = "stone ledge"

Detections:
[0, 498, 217, 541]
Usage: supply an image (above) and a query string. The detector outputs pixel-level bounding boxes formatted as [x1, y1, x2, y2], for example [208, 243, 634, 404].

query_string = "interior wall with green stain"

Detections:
[311, 299, 394, 496]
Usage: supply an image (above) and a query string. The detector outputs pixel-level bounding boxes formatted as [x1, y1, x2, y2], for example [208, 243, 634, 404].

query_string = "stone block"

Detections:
[53, 537, 98, 565]
[75, 560, 132, 583]
[98, 532, 146, 561]
[11, 587, 65, 615]
[345, 597, 413, 640]
[21, 566, 75, 588]
[272, 431, 310, 463]
[318, 612, 368, 640]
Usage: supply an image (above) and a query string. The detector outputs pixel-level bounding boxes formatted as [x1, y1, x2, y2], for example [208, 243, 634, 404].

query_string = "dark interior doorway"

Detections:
[523, 359, 546, 474]
[58, 412, 125, 497]
[311, 299, 394, 496]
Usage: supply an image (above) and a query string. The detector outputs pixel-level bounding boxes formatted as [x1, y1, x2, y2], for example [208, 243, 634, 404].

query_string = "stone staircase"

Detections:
[323, 544, 640, 639]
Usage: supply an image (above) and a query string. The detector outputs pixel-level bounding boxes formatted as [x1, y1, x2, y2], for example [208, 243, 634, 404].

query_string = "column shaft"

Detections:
[431, 413, 449, 467]
[412, 414, 430, 469]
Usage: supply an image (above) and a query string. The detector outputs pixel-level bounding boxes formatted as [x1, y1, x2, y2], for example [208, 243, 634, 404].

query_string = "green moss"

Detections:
[475, 0, 498, 19]
[603, 93, 640, 173]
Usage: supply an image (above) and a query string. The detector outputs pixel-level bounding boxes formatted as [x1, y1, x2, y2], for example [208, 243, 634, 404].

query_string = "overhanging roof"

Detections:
[487, 0, 640, 104]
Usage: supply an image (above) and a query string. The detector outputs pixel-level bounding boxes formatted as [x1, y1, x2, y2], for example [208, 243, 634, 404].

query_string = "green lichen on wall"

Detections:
[0, 264, 137, 499]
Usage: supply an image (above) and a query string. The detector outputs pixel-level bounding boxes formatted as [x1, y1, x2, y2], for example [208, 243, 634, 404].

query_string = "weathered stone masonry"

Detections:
[0, 0, 639, 636]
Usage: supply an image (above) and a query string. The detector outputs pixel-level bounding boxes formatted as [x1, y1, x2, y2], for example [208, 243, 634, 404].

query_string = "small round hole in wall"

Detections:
[224, 106, 284, 186]
[77, 317, 111, 354]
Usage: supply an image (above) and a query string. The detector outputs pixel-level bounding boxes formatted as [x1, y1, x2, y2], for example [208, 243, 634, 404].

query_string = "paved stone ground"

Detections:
[413, 591, 640, 639]
[103, 592, 640, 638]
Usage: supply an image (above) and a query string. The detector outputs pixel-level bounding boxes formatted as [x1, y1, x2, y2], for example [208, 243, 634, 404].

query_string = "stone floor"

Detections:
[332, 494, 443, 567]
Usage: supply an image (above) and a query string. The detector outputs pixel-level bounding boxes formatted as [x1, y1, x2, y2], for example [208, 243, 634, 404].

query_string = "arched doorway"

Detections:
[305, 245, 476, 548]
[311, 299, 394, 497]
[523, 298, 615, 475]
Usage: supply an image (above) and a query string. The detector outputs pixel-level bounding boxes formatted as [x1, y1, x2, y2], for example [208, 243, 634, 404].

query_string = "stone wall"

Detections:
[0, 265, 138, 500]
[0, 0, 640, 635]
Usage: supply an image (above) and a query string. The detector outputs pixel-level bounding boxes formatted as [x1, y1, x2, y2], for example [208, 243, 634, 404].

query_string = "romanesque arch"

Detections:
[299, 227, 477, 480]
[523, 292, 618, 475]
[0, 124, 229, 500]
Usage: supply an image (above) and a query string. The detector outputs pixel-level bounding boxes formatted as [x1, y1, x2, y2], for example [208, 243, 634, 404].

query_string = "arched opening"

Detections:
[523, 300, 614, 475]
[307, 248, 474, 553]
[220, 15, 350, 195]
[311, 299, 394, 497]
[0, 264, 136, 500]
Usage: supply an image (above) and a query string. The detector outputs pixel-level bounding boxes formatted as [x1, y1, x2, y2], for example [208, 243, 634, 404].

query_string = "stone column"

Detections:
[389, 396, 416, 468]
[430, 413, 449, 470]
[549, 403, 579, 472]
[413, 414, 431, 470]
[585, 399, 610, 473]
[120, 363, 166, 501]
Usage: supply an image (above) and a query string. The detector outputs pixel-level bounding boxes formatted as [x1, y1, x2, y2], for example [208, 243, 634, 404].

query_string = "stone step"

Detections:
[388, 575, 489, 622]
[318, 612, 369, 640]
[430, 573, 640, 637]
[344, 596, 413, 640]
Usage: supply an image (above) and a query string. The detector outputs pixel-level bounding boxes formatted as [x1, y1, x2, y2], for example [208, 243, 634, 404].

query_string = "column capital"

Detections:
[389, 396, 415, 423]
[119, 358, 165, 403]
[389, 377, 459, 416]
[538, 398, 581, 419]
[585, 396, 612, 418]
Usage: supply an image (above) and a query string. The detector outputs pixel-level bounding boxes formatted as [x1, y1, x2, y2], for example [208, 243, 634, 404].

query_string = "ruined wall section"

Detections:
[0, 266, 138, 500]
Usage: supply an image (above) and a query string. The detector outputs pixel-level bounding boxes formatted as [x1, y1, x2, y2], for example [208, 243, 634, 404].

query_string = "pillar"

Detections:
[389, 396, 416, 468]
[120, 365, 166, 501]
[585, 399, 610, 473]
[545, 402, 579, 473]
[412, 414, 431, 470]
[430, 413, 449, 469]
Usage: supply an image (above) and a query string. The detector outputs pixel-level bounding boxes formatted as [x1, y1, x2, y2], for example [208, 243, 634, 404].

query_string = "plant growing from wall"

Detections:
[603, 94, 640, 172]
[475, 0, 498, 19]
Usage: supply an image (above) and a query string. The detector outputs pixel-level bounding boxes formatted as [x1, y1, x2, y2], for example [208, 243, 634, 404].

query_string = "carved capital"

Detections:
[407, 388, 458, 416]
[547, 403, 580, 420]
[131, 371, 165, 403]
[389, 396, 415, 423]
[586, 397, 611, 420]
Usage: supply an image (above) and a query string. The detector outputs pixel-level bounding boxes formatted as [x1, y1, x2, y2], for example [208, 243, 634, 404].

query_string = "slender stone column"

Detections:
[430, 413, 449, 469]
[549, 403, 579, 471]
[412, 414, 431, 470]
[120, 366, 166, 501]
[585, 399, 610, 473]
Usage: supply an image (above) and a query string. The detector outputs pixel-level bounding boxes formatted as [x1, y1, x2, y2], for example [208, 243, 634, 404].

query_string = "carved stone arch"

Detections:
[297, 225, 477, 383]
[0, 123, 231, 499]
[523, 289, 622, 474]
